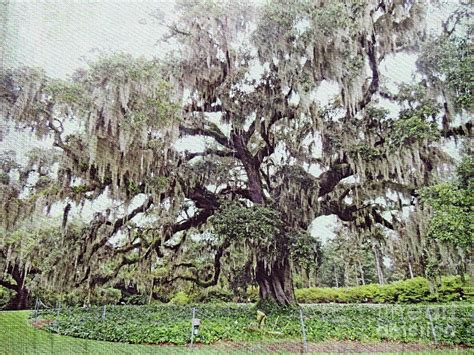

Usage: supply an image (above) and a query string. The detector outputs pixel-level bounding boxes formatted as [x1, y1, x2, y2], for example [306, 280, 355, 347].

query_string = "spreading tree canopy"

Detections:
[0, 0, 472, 306]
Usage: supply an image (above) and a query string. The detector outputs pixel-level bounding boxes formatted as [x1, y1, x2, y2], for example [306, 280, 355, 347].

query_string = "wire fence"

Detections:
[26, 300, 473, 353]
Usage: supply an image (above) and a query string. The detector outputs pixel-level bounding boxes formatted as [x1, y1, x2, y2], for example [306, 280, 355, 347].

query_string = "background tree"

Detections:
[419, 156, 473, 286]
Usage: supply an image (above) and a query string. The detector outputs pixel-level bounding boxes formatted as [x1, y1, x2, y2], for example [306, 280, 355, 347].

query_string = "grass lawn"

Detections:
[0, 310, 471, 354]
[0, 311, 190, 355]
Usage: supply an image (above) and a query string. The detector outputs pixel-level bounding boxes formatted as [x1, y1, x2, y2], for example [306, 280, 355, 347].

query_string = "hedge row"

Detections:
[295, 276, 473, 304]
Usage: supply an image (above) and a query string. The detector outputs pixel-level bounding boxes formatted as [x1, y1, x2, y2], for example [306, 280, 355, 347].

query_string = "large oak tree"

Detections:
[1, 0, 472, 306]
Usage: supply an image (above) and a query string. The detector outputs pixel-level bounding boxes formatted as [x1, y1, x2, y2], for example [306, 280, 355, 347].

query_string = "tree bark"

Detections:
[407, 251, 414, 279]
[344, 262, 350, 286]
[255, 258, 294, 306]
[4, 264, 30, 310]
[232, 132, 264, 204]
[358, 261, 366, 286]
[8, 287, 29, 310]
[232, 131, 296, 305]
[372, 241, 385, 284]
[303, 267, 310, 288]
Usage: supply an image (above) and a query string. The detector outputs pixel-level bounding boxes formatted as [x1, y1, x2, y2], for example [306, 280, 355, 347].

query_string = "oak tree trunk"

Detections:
[235, 135, 296, 305]
[8, 287, 29, 310]
[255, 257, 294, 306]
[5, 264, 30, 310]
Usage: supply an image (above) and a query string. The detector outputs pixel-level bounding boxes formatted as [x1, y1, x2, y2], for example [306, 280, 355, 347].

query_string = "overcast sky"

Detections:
[2, 1, 172, 77]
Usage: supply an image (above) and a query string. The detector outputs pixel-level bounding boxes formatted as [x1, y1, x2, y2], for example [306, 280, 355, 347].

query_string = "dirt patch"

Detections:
[31, 319, 53, 329]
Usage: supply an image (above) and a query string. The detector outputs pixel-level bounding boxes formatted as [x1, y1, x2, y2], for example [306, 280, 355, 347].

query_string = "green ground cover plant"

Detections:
[1, 310, 472, 354]
[35, 303, 473, 346]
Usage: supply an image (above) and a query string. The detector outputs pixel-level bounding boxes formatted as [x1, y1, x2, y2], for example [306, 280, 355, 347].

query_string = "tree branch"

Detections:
[318, 163, 353, 196]
[0, 279, 17, 291]
[163, 240, 229, 288]
[184, 148, 235, 160]
[180, 124, 231, 149]
[357, 34, 380, 113]
[85, 197, 155, 265]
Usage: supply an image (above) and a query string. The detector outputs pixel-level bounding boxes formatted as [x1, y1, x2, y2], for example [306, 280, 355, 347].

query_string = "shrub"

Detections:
[345, 284, 383, 303]
[193, 287, 233, 303]
[246, 286, 259, 302]
[295, 276, 472, 304]
[461, 286, 474, 303]
[437, 275, 463, 302]
[392, 277, 432, 303]
[122, 294, 148, 305]
[95, 287, 122, 305]
[170, 291, 190, 305]
[62, 289, 85, 306]
[295, 287, 346, 303]
[0, 286, 12, 309]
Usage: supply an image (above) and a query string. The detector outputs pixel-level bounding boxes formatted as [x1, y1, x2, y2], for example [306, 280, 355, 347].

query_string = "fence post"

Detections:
[55, 301, 61, 330]
[426, 307, 438, 345]
[400, 305, 407, 340]
[102, 305, 106, 321]
[34, 298, 39, 323]
[299, 308, 308, 353]
[451, 306, 456, 338]
[189, 307, 196, 349]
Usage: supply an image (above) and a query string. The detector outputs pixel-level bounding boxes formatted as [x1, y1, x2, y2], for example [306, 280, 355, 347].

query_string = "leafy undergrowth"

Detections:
[35, 303, 473, 346]
[0, 311, 469, 355]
